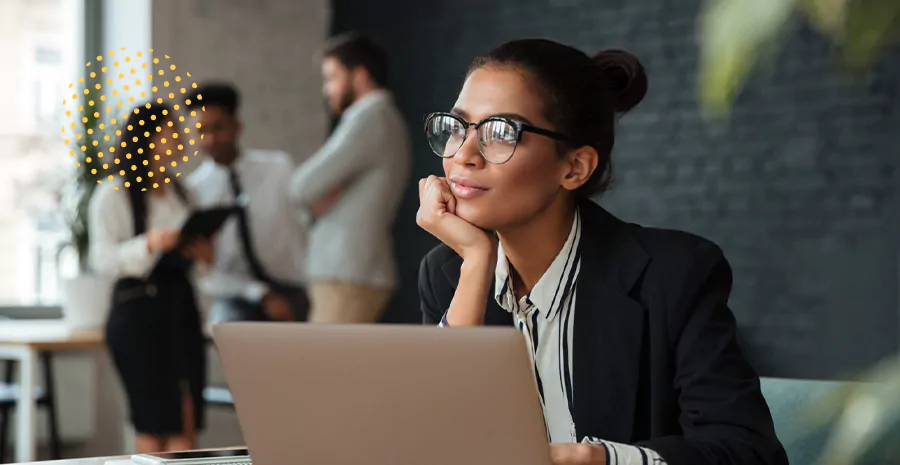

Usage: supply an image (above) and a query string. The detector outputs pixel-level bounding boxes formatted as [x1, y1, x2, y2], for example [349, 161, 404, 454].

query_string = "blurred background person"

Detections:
[185, 82, 308, 323]
[88, 102, 211, 454]
[289, 32, 411, 323]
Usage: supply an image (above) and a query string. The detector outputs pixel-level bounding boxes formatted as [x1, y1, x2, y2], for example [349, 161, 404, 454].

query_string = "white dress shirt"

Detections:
[440, 209, 668, 465]
[289, 89, 410, 289]
[88, 181, 191, 278]
[185, 149, 307, 307]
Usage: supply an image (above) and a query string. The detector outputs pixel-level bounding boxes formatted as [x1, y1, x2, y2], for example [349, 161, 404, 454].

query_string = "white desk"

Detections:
[17, 447, 243, 465]
[0, 320, 104, 463]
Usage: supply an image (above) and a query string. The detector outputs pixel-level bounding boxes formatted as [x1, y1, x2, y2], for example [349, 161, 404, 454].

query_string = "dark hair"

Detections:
[116, 102, 186, 234]
[470, 39, 648, 196]
[185, 82, 239, 116]
[322, 32, 388, 87]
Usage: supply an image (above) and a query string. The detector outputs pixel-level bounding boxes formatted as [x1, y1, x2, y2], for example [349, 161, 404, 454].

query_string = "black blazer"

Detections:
[418, 200, 788, 465]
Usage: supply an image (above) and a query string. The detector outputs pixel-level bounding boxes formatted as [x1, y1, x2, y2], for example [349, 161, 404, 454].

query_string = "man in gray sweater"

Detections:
[289, 33, 411, 323]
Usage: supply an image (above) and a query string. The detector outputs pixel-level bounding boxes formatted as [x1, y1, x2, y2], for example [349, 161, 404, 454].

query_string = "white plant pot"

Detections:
[60, 273, 114, 330]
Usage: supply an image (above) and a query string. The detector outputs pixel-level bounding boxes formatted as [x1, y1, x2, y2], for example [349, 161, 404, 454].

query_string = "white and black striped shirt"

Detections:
[440, 208, 667, 465]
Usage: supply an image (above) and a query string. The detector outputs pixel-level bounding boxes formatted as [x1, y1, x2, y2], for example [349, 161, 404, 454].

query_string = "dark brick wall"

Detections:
[332, 0, 900, 379]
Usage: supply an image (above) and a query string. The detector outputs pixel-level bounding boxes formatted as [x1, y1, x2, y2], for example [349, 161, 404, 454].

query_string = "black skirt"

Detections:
[105, 267, 207, 436]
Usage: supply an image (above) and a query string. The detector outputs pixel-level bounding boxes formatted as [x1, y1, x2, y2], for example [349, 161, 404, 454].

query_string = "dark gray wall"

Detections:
[333, 0, 900, 379]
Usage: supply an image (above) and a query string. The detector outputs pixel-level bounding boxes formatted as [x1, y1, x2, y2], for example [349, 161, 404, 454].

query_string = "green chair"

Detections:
[760, 377, 855, 465]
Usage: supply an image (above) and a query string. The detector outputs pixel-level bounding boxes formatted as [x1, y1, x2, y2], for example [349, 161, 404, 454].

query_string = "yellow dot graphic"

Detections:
[63, 48, 202, 189]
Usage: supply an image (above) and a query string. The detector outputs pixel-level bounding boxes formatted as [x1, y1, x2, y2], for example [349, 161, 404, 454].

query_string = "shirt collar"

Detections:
[494, 208, 583, 320]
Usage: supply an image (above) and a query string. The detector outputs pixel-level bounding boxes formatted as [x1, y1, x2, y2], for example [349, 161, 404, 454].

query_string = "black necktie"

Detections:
[228, 168, 273, 285]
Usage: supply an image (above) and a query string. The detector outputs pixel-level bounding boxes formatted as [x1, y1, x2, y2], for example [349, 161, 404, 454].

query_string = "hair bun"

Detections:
[592, 49, 648, 113]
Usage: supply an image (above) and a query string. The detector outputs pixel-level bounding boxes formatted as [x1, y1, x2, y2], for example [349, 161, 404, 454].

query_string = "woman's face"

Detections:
[148, 117, 182, 174]
[442, 66, 574, 231]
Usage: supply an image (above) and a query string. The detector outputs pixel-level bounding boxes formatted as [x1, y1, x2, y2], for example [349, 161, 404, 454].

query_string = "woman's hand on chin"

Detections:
[416, 175, 496, 261]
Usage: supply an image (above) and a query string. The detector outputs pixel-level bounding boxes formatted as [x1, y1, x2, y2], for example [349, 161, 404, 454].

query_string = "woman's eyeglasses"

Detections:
[424, 112, 569, 164]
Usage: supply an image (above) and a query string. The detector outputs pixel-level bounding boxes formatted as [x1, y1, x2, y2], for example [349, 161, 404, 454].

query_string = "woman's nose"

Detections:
[453, 127, 484, 167]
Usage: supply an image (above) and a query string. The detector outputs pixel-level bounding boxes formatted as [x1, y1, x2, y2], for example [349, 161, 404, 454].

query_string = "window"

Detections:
[0, 0, 83, 304]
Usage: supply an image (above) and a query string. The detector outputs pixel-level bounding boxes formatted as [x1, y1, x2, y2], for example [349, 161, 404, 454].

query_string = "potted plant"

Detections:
[697, 1, 900, 462]
[57, 92, 115, 330]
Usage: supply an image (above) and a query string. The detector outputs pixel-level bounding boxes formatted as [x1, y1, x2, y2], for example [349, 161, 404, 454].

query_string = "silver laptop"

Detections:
[212, 322, 552, 465]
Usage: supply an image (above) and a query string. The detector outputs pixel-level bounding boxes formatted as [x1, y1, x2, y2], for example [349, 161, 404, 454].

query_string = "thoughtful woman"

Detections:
[89, 102, 211, 453]
[417, 39, 787, 465]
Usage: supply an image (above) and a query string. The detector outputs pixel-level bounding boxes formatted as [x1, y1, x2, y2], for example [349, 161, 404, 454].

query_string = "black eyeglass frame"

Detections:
[423, 112, 570, 164]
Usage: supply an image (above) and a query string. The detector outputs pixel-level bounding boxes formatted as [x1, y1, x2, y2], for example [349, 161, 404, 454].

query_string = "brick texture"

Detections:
[152, 0, 331, 165]
[333, 0, 900, 378]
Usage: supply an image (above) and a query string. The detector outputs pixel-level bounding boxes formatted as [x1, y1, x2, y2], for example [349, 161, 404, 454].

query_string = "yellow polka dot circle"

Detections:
[62, 48, 206, 191]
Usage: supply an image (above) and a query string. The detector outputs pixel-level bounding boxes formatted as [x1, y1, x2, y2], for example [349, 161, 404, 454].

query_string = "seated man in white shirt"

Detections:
[184, 82, 308, 323]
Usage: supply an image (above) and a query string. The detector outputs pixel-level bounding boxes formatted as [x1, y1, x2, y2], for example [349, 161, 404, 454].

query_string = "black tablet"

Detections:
[179, 205, 239, 245]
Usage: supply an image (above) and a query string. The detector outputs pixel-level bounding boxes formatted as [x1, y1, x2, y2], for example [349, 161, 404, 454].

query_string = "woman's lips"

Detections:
[450, 180, 489, 199]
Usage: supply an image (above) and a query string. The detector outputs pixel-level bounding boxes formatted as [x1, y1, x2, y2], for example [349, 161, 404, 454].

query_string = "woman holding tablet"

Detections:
[417, 39, 787, 465]
[89, 102, 211, 453]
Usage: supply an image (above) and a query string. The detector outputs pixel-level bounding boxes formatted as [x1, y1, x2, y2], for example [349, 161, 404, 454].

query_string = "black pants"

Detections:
[106, 276, 207, 435]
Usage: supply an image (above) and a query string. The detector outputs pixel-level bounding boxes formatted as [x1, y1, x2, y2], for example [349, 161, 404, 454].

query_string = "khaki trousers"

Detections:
[308, 280, 393, 323]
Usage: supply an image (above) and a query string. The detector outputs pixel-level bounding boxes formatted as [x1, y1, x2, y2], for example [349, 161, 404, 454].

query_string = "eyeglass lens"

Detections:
[426, 114, 518, 163]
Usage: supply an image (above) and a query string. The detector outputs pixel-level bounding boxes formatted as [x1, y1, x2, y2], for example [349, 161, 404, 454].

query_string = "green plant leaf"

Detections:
[841, 0, 900, 71]
[798, 0, 852, 37]
[697, 0, 798, 117]
[62, 85, 117, 272]
[817, 357, 900, 464]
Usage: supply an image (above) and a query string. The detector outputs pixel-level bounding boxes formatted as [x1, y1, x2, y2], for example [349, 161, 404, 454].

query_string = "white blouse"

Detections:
[87, 181, 191, 279]
[440, 208, 667, 465]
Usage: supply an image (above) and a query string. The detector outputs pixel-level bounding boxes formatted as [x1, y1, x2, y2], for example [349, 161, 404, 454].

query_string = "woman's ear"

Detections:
[560, 145, 599, 191]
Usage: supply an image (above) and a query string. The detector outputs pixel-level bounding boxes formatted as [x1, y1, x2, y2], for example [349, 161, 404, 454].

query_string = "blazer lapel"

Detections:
[572, 201, 650, 443]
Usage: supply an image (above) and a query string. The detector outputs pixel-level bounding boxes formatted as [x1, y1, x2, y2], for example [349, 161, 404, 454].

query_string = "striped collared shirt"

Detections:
[439, 208, 667, 465]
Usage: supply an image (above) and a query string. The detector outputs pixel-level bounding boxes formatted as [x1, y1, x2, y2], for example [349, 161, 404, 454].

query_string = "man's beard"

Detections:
[331, 87, 357, 117]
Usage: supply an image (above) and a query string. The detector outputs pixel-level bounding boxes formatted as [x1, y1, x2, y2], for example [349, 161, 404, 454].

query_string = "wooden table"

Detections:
[0, 320, 104, 463]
